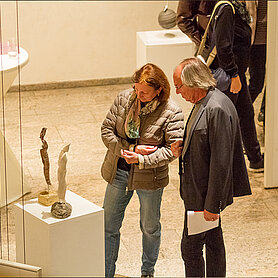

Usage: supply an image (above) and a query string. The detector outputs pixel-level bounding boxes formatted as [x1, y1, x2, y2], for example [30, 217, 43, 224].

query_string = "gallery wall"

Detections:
[2, 1, 178, 85]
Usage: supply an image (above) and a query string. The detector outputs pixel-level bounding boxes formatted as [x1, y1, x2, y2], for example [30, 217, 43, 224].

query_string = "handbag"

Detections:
[211, 67, 231, 92]
[196, 1, 235, 92]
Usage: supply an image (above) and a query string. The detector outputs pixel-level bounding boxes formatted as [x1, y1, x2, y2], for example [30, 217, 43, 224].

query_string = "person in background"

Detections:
[172, 57, 251, 277]
[101, 63, 184, 278]
[246, 0, 267, 127]
[177, 0, 264, 172]
[176, 0, 215, 50]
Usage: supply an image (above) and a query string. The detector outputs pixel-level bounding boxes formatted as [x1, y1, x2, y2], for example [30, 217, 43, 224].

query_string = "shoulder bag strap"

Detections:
[196, 0, 235, 66]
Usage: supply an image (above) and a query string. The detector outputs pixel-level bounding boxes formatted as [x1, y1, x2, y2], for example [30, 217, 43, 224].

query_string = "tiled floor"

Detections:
[0, 83, 277, 277]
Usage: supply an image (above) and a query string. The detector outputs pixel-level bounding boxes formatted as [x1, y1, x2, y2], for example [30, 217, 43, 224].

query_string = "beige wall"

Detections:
[2, 1, 178, 85]
[265, 1, 278, 188]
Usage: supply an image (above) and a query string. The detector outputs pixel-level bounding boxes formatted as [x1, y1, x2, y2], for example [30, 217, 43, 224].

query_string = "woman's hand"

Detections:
[135, 145, 157, 155]
[121, 149, 139, 164]
[171, 140, 183, 157]
[204, 209, 219, 222]
[230, 75, 241, 94]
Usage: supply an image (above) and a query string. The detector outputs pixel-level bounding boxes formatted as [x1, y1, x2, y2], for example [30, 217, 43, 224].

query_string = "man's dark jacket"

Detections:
[179, 88, 251, 214]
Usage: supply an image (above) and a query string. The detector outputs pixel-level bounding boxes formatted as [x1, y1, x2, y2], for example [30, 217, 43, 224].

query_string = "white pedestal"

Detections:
[136, 29, 194, 118]
[14, 190, 105, 277]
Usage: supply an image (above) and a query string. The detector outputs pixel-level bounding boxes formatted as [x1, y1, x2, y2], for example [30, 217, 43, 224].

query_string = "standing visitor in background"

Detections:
[177, 0, 264, 172]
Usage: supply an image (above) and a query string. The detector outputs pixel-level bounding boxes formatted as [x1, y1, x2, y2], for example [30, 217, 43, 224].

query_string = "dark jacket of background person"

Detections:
[179, 88, 251, 214]
[177, 0, 215, 46]
[101, 88, 184, 191]
[209, 2, 252, 78]
[177, 0, 251, 77]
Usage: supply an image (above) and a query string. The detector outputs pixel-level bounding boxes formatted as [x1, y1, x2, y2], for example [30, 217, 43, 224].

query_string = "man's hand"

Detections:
[135, 145, 157, 155]
[204, 209, 219, 221]
[230, 75, 241, 94]
[171, 140, 183, 157]
[121, 149, 139, 164]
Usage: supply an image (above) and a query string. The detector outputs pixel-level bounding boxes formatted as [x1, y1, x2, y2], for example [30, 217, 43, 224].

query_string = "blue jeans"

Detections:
[103, 168, 163, 278]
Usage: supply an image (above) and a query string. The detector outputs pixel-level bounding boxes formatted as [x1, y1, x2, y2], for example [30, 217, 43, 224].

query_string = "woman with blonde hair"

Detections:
[101, 63, 184, 278]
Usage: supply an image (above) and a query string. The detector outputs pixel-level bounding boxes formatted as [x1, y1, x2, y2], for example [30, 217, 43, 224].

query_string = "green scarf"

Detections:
[124, 91, 160, 139]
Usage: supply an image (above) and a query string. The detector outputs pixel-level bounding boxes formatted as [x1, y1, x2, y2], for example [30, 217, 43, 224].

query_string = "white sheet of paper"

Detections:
[187, 211, 219, 236]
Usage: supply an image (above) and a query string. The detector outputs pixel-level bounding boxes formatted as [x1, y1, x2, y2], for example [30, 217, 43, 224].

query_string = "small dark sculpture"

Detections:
[158, 5, 177, 29]
[38, 128, 58, 206]
[51, 201, 72, 219]
[40, 127, 51, 190]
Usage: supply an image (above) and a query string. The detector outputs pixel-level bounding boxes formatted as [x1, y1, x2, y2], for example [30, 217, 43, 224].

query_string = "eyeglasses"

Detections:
[175, 84, 184, 90]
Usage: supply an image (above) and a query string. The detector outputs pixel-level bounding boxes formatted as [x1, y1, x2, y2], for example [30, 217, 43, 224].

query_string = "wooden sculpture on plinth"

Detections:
[38, 128, 58, 206]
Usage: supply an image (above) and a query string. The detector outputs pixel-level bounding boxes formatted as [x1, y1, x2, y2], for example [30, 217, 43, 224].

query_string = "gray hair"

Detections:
[180, 57, 216, 90]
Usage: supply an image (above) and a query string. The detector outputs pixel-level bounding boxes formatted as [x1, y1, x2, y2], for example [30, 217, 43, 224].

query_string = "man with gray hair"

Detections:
[171, 57, 251, 277]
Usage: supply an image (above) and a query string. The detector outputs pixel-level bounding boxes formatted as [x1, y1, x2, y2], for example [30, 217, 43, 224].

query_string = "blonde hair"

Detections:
[180, 57, 216, 90]
[132, 63, 170, 102]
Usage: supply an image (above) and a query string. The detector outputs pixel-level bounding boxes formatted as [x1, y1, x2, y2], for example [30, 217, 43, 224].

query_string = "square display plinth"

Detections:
[137, 29, 195, 118]
[14, 190, 104, 277]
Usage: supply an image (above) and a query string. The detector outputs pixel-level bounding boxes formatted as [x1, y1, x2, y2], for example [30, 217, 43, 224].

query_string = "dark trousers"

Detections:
[249, 44, 266, 103]
[181, 214, 226, 277]
[223, 53, 263, 163]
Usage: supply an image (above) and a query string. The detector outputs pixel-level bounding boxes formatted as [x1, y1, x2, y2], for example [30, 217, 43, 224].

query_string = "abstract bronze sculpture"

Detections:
[38, 128, 58, 206]
[40, 128, 51, 188]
